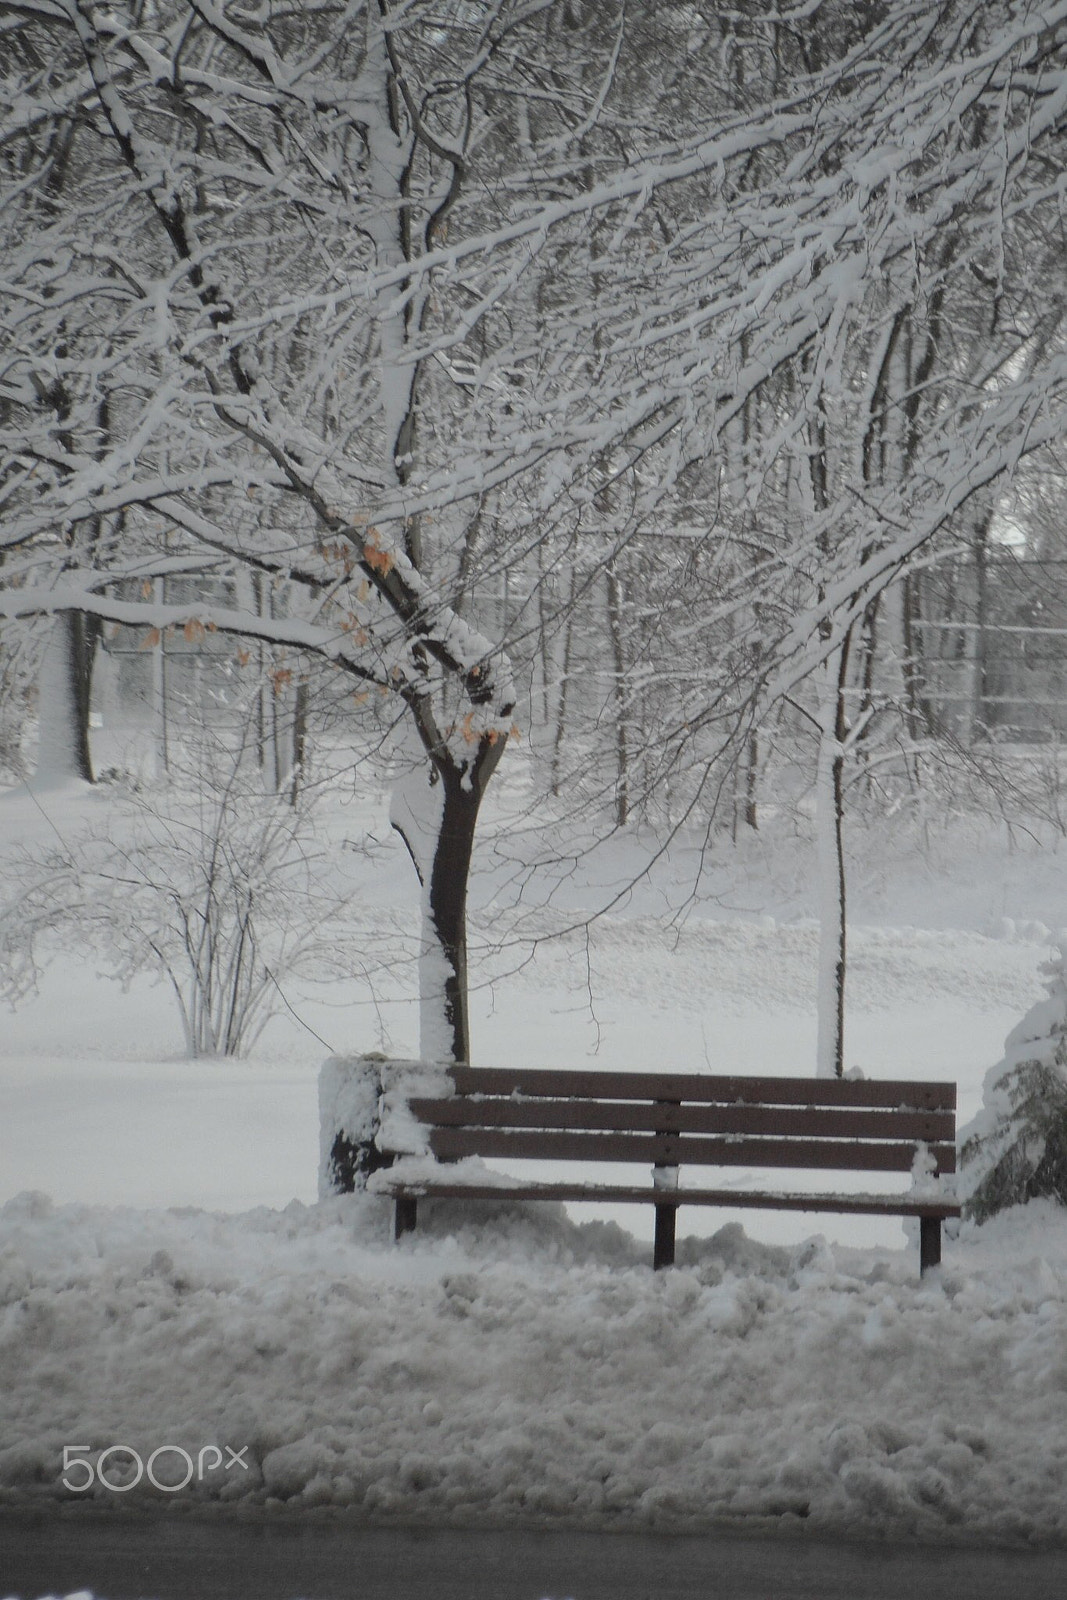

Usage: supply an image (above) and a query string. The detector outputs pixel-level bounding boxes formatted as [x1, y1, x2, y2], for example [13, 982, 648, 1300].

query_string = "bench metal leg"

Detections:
[920, 1215, 941, 1276]
[653, 1204, 677, 1270]
[395, 1195, 418, 1241]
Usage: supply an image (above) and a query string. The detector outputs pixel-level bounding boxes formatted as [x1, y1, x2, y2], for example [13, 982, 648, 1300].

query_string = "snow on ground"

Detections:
[3, 1189, 1067, 1543]
[2, 774, 1067, 1545]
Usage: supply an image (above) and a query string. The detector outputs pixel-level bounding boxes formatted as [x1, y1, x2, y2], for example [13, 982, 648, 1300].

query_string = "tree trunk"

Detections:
[33, 611, 95, 787]
[152, 577, 170, 776]
[289, 680, 309, 808]
[815, 640, 850, 1080]
[422, 769, 481, 1065]
[605, 560, 630, 827]
[971, 517, 993, 741]
[391, 740, 503, 1066]
[854, 595, 880, 792]
[551, 565, 578, 800]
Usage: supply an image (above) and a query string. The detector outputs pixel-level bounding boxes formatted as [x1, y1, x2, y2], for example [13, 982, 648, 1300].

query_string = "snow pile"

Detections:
[3, 1189, 1067, 1542]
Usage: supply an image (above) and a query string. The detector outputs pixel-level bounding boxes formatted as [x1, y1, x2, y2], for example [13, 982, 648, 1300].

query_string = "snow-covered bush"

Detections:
[961, 942, 1067, 1223]
[0, 734, 364, 1056]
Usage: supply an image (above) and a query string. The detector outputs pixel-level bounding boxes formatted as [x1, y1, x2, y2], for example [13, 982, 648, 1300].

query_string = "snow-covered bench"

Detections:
[368, 1065, 960, 1275]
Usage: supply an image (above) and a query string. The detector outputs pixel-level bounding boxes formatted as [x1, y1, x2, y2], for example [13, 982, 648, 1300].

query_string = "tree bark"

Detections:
[423, 769, 482, 1065]
[33, 611, 95, 787]
[392, 723, 509, 1066]
[605, 560, 630, 827]
[289, 680, 309, 808]
[815, 639, 851, 1079]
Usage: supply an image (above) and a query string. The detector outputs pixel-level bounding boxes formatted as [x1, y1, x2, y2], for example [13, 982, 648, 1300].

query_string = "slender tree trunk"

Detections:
[740, 636, 762, 832]
[805, 386, 849, 1080]
[855, 596, 880, 793]
[972, 517, 993, 741]
[152, 580, 170, 776]
[901, 570, 930, 748]
[605, 560, 630, 827]
[744, 728, 760, 830]
[289, 680, 309, 808]
[551, 565, 578, 799]
[536, 543, 553, 726]
[815, 638, 851, 1080]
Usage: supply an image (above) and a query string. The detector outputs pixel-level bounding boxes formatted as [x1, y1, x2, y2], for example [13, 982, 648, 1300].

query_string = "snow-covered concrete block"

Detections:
[318, 1055, 454, 1195]
[318, 1055, 389, 1196]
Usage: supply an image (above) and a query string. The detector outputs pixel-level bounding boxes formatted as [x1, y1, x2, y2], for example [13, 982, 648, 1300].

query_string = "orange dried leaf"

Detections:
[140, 627, 161, 650]
[183, 618, 205, 644]
[363, 530, 395, 577]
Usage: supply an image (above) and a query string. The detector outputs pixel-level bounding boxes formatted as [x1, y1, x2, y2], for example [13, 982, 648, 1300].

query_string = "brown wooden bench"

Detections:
[374, 1066, 960, 1275]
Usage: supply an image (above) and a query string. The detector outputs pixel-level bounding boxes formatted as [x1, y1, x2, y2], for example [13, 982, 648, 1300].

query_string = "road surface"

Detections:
[6, 1513, 1067, 1600]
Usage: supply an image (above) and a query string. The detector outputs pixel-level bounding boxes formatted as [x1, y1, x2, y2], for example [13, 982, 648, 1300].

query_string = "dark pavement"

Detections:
[4, 1512, 1067, 1600]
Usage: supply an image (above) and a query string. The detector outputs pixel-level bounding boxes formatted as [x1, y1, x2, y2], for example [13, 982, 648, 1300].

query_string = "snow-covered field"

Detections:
[2, 774, 1067, 1547]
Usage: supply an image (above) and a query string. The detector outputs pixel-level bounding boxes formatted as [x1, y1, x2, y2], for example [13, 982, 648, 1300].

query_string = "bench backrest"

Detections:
[404, 1067, 957, 1177]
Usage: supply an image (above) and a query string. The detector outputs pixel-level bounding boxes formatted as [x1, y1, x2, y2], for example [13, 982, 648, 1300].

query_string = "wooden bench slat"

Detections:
[409, 1096, 955, 1143]
[385, 1066, 959, 1274]
[446, 1066, 956, 1110]
[378, 1179, 961, 1219]
[428, 1127, 957, 1174]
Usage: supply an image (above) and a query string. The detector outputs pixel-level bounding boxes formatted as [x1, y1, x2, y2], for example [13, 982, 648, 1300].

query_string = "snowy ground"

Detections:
[2, 772, 1067, 1546]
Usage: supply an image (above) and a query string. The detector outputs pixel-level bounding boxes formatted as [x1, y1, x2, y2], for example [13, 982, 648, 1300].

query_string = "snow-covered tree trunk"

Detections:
[32, 612, 94, 788]
[815, 646, 849, 1080]
[391, 724, 508, 1065]
[605, 561, 630, 828]
[421, 772, 481, 1064]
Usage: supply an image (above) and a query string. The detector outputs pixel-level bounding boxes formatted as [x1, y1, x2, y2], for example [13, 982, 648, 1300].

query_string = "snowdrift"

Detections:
[2, 1189, 1066, 1543]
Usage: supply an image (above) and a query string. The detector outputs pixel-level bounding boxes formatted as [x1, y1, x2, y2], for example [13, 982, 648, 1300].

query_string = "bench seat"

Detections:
[373, 1065, 960, 1274]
